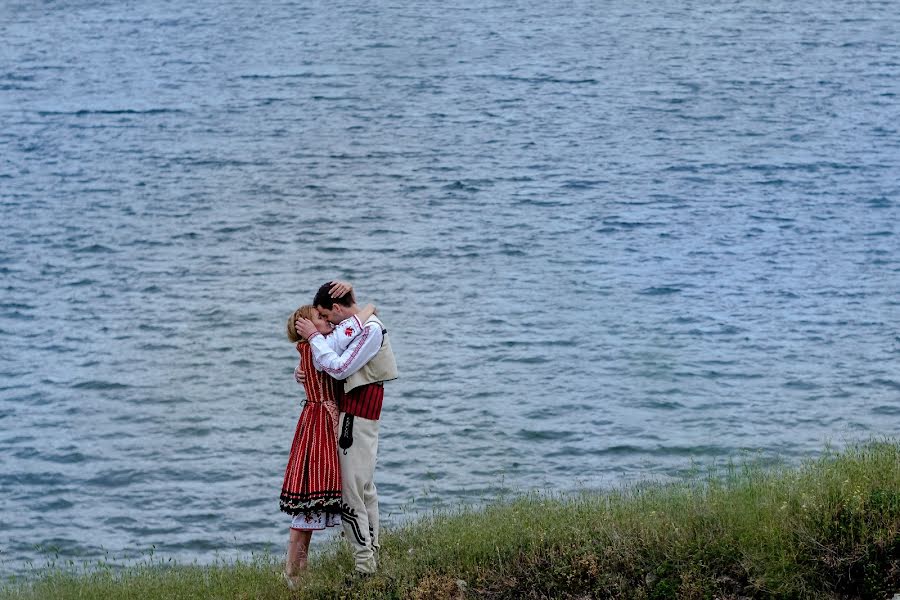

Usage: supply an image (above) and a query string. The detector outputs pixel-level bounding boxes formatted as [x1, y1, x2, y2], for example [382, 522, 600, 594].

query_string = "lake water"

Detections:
[1, 0, 898, 575]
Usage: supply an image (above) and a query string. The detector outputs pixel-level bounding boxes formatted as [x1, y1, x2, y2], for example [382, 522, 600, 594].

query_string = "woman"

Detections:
[280, 301, 375, 589]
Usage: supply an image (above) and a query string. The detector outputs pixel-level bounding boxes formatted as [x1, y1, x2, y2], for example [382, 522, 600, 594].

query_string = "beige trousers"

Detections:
[338, 412, 380, 574]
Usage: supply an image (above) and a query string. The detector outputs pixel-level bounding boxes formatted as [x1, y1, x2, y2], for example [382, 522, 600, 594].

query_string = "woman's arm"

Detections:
[355, 303, 376, 323]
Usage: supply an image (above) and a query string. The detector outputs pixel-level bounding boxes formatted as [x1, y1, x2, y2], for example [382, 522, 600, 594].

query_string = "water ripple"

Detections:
[2, 0, 898, 576]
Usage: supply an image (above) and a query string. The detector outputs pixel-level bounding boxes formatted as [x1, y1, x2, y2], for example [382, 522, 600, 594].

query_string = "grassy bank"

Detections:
[4, 441, 900, 599]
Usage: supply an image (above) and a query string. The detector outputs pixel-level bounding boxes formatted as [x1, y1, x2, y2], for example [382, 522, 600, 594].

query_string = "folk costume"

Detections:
[307, 314, 398, 574]
[279, 342, 342, 530]
[280, 320, 367, 530]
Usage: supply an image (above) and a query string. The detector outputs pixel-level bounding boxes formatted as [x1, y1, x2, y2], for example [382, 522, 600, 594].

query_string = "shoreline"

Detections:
[3, 440, 899, 599]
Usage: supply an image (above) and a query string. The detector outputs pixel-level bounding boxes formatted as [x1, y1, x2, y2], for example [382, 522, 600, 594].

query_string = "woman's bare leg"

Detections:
[295, 530, 312, 571]
[286, 529, 313, 577]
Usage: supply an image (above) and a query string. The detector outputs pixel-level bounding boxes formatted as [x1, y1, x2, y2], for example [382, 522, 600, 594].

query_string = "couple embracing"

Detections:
[279, 280, 398, 588]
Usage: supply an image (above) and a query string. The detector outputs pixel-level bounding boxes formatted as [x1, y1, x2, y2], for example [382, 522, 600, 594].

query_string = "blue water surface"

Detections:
[1, 0, 898, 574]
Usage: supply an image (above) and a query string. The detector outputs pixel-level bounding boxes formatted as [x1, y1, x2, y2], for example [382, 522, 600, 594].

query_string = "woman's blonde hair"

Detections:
[287, 305, 318, 343]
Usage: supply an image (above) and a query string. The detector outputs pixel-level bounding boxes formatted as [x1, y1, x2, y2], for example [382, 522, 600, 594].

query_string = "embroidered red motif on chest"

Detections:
[344, 326, 354, 337]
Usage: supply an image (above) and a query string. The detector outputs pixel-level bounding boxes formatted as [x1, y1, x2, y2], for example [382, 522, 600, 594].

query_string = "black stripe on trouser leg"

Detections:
[341, 504, 367, 546]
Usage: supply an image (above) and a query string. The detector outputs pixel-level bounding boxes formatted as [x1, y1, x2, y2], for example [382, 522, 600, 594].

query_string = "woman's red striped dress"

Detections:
[279, 342, 342, 518]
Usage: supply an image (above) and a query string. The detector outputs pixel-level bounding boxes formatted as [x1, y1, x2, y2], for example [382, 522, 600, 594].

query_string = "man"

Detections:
[294, 281, 398, 575]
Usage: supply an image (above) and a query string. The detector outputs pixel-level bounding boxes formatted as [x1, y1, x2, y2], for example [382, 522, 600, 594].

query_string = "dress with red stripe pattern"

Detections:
[279, 342, 342, 516]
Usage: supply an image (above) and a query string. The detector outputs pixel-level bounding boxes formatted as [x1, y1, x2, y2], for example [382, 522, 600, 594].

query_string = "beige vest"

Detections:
[344, 315, 399, 393]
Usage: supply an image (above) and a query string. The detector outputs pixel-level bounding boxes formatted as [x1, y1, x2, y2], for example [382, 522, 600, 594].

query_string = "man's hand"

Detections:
[295, 317, 318, 340]
[329, 280, 354, 301]
[294, 363, 306, 385]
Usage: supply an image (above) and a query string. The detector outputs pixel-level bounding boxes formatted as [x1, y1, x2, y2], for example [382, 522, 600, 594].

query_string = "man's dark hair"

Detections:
[313, 281, 353, 309]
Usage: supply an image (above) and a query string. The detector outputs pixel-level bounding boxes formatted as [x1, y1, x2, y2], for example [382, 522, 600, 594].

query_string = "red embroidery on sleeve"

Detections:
[344, 326, 354, 337]
[320, 327, 371, 376]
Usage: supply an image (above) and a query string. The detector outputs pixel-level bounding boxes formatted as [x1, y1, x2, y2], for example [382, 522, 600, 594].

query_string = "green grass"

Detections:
[4, 440, 900, 599]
